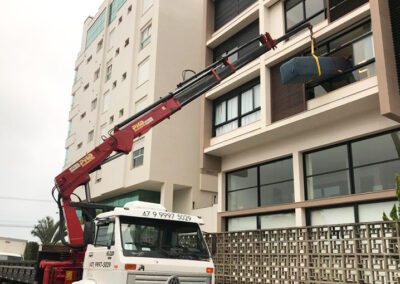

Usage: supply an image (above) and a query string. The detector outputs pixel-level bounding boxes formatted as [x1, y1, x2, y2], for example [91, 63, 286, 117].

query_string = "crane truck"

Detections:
[0, 23, 312, 284]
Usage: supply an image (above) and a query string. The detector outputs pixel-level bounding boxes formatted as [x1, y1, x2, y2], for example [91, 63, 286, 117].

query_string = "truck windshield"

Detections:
[120, 217, 210, 261]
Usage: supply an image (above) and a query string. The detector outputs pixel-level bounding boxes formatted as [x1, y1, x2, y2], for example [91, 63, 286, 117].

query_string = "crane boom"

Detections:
[54, 23, 311, 248]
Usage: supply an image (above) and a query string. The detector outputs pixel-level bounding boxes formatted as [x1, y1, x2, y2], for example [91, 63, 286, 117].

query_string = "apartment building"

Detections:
[65, 0, 218, 232]
[201, 0, 400, 232]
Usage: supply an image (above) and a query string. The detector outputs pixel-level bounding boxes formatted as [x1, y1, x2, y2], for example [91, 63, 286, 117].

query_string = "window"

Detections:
[109, 0, 127, 23]
[140, 23, 152, 49]
[91, 98, 97, 111]
[214, 0, 257, 31]
[118, 16, 123, 24]
[119, 108, 124, 117]
[86, 9, 106, 48]
[97, 39, 103, 52]
[109, 115, 114, 124]
[128, 5, 132, 13]
[67, 120, 72, 136]
[213, 78, 260, 136]
[115, 48, 120, 56]
[137, 58, 150, 86]
[213, 20, 259, 62]
[227, 216, 257, 231]
[142, 0, 153, 13]
[87, 130, 94, 143]
[122, 72, 127, 81]
[84, 83, 89, 91]
[106, 62, 112, 81]
[71, 93, 76, 107]
[306, 20, 375, 99]
[112, 80, 117, 89]
[80, 112, 86, 119]
[124, 38, 130, 47]
[133, 148, 144, 168]
[94, 68, 100, 81]
[95, 221, 114, 246]
[77, 142, 83, 149]
[64, 147, 69, 166]
[305, 129, 400, 200]
[260, 212, 295, 229]
[102, 91, 110, 112]
[227, 157, 293, 211]
[86, 55, 92, 63]
[308, 200, 396, 226]
[285, 0, 326, 32]
[227, 211, 295, 231]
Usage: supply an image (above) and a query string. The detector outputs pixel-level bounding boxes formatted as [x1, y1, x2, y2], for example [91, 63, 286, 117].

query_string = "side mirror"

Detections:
[211, 234, 217, 257]
[83, 221, 96, 245]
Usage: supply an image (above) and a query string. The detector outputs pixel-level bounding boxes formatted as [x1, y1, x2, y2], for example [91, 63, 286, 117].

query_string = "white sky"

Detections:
[0, 1, 103, 242]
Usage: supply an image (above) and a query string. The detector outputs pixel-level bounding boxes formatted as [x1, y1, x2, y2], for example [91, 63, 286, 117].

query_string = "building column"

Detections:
[293, 151, 306, 226]
[160, 182, 173, 211]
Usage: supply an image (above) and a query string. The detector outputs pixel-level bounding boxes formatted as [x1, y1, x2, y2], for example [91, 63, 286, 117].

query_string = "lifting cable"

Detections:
[308, 26, 321, 77]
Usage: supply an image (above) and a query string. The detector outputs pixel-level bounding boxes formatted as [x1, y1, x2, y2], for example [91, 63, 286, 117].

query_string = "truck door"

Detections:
[86, 220, 116, 283]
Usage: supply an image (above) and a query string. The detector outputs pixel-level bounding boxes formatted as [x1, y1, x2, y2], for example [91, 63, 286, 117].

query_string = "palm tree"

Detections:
[31, 216, 61, 245]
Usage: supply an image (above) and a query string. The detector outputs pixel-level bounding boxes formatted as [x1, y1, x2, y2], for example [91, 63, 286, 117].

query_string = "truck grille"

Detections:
[127, 272, 210, 284]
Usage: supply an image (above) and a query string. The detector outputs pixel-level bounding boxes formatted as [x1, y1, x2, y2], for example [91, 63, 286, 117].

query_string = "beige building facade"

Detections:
[65, 0, 218, 232]
[201, 0, 400, 231]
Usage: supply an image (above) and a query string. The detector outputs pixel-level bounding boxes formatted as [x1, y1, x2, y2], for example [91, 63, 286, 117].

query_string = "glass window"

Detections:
[310, 207, 355, 226]
[213, 79, 260, 137]
[227, 157, 294, 211]
[260, 212, 295, 229]
[285, 0, 325, 31]
[87, 130, 94, 143]
[354, 160, 400, 193]
[307, 171, 351, 199]
[133, 147, 144, 168]
[141, 24, 152, 49]
[109, 0, 127, 23]
[86, 9, 106, 48]
[137, 58, 150, 86]
[358, 201, 397, 222]
[227, 188, 258, 211]
[120, 217, 209, 260]
[352, 132, 400, 167]
[260, 181, 294, 206]
[106, 63, 112, 81]
[227, 168, 257, 191]
[260, 158, 293, 185]
[227, 216, 257, 231]
[305, 145, 348, 176]
[95, 222, 115, 246]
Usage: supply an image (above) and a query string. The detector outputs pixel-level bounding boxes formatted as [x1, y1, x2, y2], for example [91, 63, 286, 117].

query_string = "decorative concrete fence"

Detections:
[205, 221, 400, 283]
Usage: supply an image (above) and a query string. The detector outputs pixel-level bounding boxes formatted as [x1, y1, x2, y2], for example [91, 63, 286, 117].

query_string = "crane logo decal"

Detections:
[132, 117, 154, 132]
[79, 153, 95, 167]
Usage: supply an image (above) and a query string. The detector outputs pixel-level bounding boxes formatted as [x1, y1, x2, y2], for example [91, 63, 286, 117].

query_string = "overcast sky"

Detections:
[0, 1, 103, 242]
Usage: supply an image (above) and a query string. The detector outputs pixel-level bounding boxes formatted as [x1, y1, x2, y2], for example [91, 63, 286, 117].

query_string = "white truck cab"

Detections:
[75, 201, 215, 284]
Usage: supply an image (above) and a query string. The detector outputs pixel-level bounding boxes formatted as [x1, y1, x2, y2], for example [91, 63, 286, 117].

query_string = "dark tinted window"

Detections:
[214, 0, 256, 31]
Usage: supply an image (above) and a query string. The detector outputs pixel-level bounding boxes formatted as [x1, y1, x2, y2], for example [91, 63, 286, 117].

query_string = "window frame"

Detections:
[213, 78, 261, 137]
[140, 23, 152, 49]
[132, 147, 144, 168]
[284, 0, 327, 33]
[226, 156, 294, 211]
[304, 128, 400, 201]
[226, 210, 296, 232]
[94, 220, 115, 247]
[306, 199, 397, 226]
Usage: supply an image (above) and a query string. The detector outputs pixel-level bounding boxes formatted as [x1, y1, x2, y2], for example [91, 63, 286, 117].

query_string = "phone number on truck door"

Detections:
[142, 210, 192, 222]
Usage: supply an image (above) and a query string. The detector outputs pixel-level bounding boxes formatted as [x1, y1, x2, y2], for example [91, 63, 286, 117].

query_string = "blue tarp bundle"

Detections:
[280, 56, 352, 84]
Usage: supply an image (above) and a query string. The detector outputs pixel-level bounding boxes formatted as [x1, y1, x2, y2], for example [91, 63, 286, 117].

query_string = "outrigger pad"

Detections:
[280, 56, 352, 84]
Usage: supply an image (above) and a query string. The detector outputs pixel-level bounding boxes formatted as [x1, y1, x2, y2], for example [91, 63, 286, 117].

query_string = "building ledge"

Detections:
[218, 189, 396, 218]
[206, 2, 259, 48]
